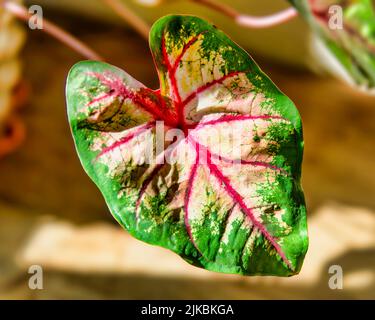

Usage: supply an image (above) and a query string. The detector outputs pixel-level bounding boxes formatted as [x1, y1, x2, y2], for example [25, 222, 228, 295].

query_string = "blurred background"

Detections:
[0, 0, 374, 299]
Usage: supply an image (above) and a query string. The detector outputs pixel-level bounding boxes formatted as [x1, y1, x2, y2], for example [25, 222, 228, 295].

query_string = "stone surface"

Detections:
[0, 202, 373, 299]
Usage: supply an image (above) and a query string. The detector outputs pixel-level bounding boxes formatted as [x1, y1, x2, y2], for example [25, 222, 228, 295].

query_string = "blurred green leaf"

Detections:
[290, 0, 375, 91]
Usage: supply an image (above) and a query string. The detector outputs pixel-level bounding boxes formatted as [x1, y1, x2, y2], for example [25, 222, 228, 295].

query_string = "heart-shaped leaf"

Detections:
[290, 0, 375, 91]
[66, 15, 308, 276]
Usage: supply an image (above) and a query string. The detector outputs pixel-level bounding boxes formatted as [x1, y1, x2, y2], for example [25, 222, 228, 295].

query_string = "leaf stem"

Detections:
[191, 0, 298, 28]
[2, 1, 103, 61]
[236, 7, 299, 28]
[101, 0, 150, 40]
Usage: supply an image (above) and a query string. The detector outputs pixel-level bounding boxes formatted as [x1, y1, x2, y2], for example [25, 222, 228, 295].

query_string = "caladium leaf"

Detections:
[290, 0, 375, 91]
[66, 15, 308, 276]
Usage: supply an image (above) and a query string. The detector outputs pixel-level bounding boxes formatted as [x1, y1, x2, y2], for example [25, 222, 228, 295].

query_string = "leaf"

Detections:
[290, 0, 375, 91]
[66, 15, 308, 276]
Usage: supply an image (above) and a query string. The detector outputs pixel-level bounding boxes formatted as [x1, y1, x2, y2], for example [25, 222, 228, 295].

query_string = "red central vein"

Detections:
[196, 114, 286, 129]
[87, 92, 112, 106]
[96, 122, 154, 159]
[162, 32, 210, 134]
[171, 32, 206, 73]
[160, 33, 257, 132]
[162, 36, 184, 128]
[182, 71, 241, 107]
[186, 137, 293, 270]
[137, 88, 178, 126]
[87, 72, 177, 127]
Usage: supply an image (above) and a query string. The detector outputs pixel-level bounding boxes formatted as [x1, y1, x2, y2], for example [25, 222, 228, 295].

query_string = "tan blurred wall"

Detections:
[25, 0, 312, 68]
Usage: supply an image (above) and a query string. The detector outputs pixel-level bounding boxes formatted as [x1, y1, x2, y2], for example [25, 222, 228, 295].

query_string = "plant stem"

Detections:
[236, 7, 298, 28]
[102, 0, 150, 40]
[191, 0, 298, 28]
[2, 1, 103, 61]
[191, 0, 237, 18]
